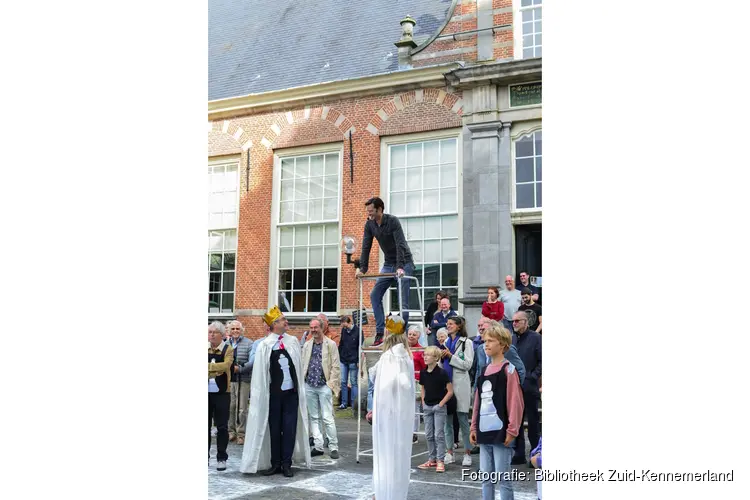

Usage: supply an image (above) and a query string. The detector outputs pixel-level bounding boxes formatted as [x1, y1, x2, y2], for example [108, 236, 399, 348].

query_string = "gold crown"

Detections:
[263, 305, 284, 326]
[385, 314, 405, 335]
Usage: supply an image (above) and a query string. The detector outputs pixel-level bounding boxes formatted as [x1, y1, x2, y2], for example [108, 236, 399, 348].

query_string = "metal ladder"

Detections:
[354, 273, 425, 463]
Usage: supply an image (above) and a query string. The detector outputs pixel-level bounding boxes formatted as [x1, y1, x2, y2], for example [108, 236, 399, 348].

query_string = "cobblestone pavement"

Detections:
[209, 408, 539, 500]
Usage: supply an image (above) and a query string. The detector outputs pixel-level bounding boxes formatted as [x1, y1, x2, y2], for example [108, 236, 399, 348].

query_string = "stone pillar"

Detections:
[459, 84, 513, 334]
[394, 15, 417, 69]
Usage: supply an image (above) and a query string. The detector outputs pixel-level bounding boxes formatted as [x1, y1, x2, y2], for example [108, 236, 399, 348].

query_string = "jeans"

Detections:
[414, 400, 422, 432]
[268, 389, 299, 468]
[370, 262, 415, 334]
[445, 411, 471, 452]
[229, 380, 251, 438]
[340, 362, 359, 408]
[423, 403, 447, 462]
[305, 383, 339, 451]
[208, 392, 230, 461]
[479, 442, 515, 500]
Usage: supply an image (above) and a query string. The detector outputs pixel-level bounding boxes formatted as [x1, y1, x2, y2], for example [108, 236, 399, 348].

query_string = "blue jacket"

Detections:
[338, 325, 360, 364]
[472, 334, 526, 388]
[429, 309, 457, 335]
[513, 330, 541, 394]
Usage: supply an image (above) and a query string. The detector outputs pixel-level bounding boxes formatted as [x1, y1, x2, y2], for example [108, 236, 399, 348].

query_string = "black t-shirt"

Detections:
[518, 302, 542, 331]
[419, 365, 450, 406]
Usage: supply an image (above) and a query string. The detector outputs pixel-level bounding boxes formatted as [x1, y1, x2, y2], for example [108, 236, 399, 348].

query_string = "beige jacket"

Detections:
[301, 336, 341, 397]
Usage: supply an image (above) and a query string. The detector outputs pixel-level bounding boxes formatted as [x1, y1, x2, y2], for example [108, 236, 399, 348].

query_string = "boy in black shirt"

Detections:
[417, 346, 454, 473]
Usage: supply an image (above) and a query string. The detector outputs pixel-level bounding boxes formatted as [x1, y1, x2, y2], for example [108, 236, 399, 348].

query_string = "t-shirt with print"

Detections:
[419, 365, 450, 406]
[519, 302, 542, 331]
[305, 342, 327, 387]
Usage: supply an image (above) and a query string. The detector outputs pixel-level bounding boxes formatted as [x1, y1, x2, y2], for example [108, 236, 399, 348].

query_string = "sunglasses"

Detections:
[512, 319, 526, 323]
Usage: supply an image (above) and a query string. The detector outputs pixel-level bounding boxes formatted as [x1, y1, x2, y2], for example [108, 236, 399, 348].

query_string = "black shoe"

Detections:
[282, 464, 294, 478]
[330, 450, 339, 459]
[511, 456, 526, 465]
[412, 434, 418, 444]
[311, 448, 324, 457]
[372, 335, 384, 346]
[261, 465, 282, 476]
[470, 446, 480, 455]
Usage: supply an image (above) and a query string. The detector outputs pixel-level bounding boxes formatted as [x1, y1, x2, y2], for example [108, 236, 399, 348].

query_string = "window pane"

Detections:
[224, 231, 237, 251]
[523, 35, 533, 48]
[293, 269, 306, 289]
[323, 268, 337, 289]
[423, 264, 440, 287]
[410, 241, 423, 263]
[535, 34, 542, 46]
[307, 291, 322, 312]
[323, 198, 337, 220]
[535, 20, 542, 34]
[209, 272, 221, 292]
[407, 218, 423, 240]
[281, 159, 294, 179]
[279, 270, 292, 289]
[225, 167, 237, 191]
[279, 202, 293, 223]
[423, 166, 439, 189]
[441, 139, 456, 163]
[292, 291, 306, 312]
[406, 193, 421, 215]
[295, 226, 308, 246]
[391, 168, 405, 191]
[324, 245, 338, 267]
[440, 188, 456, 212]
[442, 239, 458, 262]
[295, 178, 309, 201]
[522, 9, 533, 21]
[209, 232, 223, 251]
[523, 21, 533, 35]
[536, 182, 542, 207]
[536, 157, 542, 181]
[310, 225, 324, 244]
[442, 263, 459, 286]
[295, 157, 309, 178]
[406, 143, 421, 166]
[424, 240, 441, 262]
[310, 155, 325, 176]
[309, 246, 323, 266]
[442, 215, 458, 238]
[322, 291, 337, 312]
[211, 170, 224, 192]
[324, 176, 338, 197]
[279, 248, 293, 268]
[325, 154, 339, 175]
[294, 201, 307, 222]
[391, 192, 405, 216]
[440, 163, 456, 187]
[209, 193, 222, 212]
[208, 293, 220, 313]
[280, 227, 293, 246]
[406, 167, 421, 191]
[308, 269, 323, 289]
[424, 217, 441, 236]
[516, 158, 534, 183]
[294, 247, 308, 267]
[391, 145, 406, 168]
[210, 254, 222, 271]
[516, 184, 535, 209]
[222, 272, 235, 292]
[424, 141, 440, 164]
[516, 136, 534, 157]
[422, 189, 439, 213]
[523, 47, 534, 59]
[223, 253, 235, 270]
[534, 131, 542, 154]
[309, 176, 325, 197]
[325, 224, 339, 244]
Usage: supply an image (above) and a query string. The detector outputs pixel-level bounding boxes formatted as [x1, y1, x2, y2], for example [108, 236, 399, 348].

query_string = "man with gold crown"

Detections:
[366, 313, 415, 500]
[240, 306, 311, 477]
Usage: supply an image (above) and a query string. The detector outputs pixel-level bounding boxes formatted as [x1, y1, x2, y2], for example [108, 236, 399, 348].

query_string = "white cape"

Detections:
[371, 343, 415, 500]
[240, 333, 311, 473]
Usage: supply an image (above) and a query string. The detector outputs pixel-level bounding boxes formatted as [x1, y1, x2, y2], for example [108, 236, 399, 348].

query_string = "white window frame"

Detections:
[510, 123, 542, 215]
[208, 157, 241, 231]
[208, 229, 238, 316]
[268, 143, 343, 316]
[513, 0, 543, 60]
[380, 129, 464, 316]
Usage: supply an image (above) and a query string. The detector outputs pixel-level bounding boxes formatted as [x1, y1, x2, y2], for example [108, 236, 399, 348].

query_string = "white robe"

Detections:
[240, 333, 311, 473]
[371, 343, 415, 500]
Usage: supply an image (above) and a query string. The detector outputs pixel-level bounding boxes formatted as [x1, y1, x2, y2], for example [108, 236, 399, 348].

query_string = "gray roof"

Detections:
[208, 0, 455, 101]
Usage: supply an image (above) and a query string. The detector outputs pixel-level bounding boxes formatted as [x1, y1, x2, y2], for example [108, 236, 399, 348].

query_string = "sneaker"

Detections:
[217, 461, 227, 471]
[435, 461, 445, 473]
[462, 454, 472, 466]
[229, 433, 237, 442]
[372, 336, 384, 346]
[412, 434, 418, 444]
[311, 448, 324, 457]
[418, 460, 437, 470]
[470, 446, 480, 455]
[330, 450, 339, 459]
[443, 452, 455, 464]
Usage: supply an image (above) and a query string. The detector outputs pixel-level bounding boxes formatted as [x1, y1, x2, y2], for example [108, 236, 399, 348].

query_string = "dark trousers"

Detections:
[453, 411, 459, 443]
[268, 389, 299, 467]
[514, 389, 540, 459]
[209, 392, 230, 461]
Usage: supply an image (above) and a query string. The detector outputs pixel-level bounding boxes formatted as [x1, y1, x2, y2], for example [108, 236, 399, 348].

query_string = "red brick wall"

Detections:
[209, 88, 463, 337]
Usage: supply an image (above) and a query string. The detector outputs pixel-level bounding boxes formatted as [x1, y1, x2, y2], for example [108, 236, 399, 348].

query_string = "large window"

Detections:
[387, 138, 460, 312]
[276, 152, 340, 314]
[514, 130, 542, 210]
[208, 161, 239, 314]
[516, 0, 542, 59]
[208, 229, 237, 314]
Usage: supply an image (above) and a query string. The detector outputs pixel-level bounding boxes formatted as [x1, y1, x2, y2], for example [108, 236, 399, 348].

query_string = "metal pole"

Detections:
[397, 275, 404, 318]
[356, 275, 362, 463]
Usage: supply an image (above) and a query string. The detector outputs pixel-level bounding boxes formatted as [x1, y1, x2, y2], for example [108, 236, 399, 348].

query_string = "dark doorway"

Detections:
[515, 223, 542, 301]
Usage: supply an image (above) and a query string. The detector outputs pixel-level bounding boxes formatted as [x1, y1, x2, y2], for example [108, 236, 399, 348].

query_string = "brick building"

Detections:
[208, 0, 542, 340]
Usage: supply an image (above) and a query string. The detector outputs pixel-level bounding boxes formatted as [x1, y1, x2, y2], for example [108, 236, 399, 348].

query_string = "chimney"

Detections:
[394, 15, 417, 69]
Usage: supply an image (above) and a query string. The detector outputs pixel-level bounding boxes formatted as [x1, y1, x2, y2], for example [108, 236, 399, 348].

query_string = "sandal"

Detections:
[436, 462, 445, 473]
[418, 460, 437, 470]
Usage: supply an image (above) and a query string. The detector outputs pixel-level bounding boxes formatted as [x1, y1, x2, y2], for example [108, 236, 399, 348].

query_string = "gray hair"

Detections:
[316, 313, 329, 329]
[226, 320, 244, 332]
[208, 321, 225, 335]
[436, 327, 449, 338]
[407, 324, 422, 334]
[309, 318, 324, 329]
